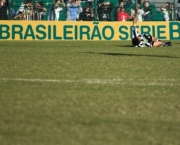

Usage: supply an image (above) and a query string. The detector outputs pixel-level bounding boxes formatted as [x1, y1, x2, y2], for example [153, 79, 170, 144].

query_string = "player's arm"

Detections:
[14, 14, 20, 19]
[132, 8, 139, 38]
[133, 8, 138, 27]
[61, 0, 65, 7]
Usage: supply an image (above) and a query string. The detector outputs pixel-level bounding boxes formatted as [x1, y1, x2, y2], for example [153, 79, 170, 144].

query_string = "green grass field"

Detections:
[0, 41, 180, 145]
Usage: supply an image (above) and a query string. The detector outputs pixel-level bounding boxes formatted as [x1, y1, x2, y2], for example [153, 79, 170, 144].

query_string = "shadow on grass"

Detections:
[112, 45, 133, 48]
[82, 52, 179, 59]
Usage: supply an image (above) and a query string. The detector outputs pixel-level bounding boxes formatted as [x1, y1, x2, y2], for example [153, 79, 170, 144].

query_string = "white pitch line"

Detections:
[0, 78, 179, 86]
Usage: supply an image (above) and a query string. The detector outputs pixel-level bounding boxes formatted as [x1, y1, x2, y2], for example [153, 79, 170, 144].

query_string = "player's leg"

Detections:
[146, 35, 161, 47]
[153, 41, 164, 47]
[153, 41, 172, 47]
[151, 36, 172, 47]
[152, 36, 163, 43]
[152, 36, 158, 42]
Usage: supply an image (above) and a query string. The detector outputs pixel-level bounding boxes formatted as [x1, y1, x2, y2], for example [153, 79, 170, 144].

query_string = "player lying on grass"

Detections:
[131, 9, 172, 47]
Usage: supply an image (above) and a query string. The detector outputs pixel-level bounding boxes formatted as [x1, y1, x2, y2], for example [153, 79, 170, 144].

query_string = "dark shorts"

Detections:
[144, 34, 154, 46]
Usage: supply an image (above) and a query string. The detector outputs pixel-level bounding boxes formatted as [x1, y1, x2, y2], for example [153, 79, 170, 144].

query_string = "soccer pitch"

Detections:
[0, 40, 180, 145]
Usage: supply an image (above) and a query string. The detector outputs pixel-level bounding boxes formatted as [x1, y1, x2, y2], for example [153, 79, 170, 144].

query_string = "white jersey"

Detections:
[131, 9, 144, 22]
[55, 7, 63, 21]
[132, 26, 152, 47]
[162, 8, 170, 21]
[16, 4, 31, 20]
[16, 4, 25, 14]
[48, 7, 63, 21]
